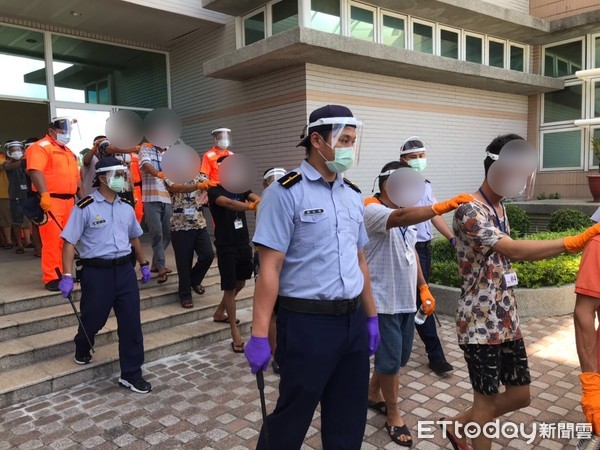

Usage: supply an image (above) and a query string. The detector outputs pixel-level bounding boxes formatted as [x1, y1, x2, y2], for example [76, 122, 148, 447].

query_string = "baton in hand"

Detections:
[55, 268, 95, 353]
[256, 370, 270, 450]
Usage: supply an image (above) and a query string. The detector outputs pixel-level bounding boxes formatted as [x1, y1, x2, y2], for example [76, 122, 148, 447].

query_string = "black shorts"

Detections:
[216, 244, 253, 291]
[460, 339, 531, 396]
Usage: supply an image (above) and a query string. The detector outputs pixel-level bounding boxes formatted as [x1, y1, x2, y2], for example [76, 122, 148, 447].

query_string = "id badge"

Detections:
[20, 184, 27, 190]
[504, 272, 518, 287]
[234, 219, 244, 230]
[184, 207, 195, 215]
[405, 249, 416, 266]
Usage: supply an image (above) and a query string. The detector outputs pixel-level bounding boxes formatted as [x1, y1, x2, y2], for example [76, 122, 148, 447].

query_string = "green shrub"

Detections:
[548, 209, 593, 232]
[505, 204, 530, 237]
[430, 261, 460, 288]
[430, 238, 456, 263]
[512, 255, 581, 288]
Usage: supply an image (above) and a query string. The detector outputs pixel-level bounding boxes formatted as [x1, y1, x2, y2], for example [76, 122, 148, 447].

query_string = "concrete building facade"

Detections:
[0, 0, 598, 201]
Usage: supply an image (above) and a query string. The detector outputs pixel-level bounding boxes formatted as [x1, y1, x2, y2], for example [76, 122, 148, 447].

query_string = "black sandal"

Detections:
[367, 400, 387, 415]
[385, 422, 413, 447]
[231, 342, 244, 353]
[180, 298, 193, 309]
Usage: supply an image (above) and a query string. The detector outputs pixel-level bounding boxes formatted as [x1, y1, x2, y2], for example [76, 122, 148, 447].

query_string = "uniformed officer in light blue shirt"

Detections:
[400, 137, 456, 376]
[59, 156, 153, 394]
[244, 105, 380, 450]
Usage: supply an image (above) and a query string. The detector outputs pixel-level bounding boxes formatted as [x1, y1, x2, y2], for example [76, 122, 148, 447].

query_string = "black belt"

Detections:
[81, 254, 132, 268]
[278, 296, 359, 315]
[50, 193, 75, 199]
[415, 241, 431, 249]
[134, 182, 142, 187]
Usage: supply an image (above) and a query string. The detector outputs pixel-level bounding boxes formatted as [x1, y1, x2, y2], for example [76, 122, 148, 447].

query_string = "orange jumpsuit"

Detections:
[26, 135, 79, 283]
[130, 152, 144, 223]
[200, 146, 233, 184]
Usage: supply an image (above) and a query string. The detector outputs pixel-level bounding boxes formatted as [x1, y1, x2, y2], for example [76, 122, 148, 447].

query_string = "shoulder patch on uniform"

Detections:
[206, 151, 216, 158]
[343, 178, 361, 194]
[278, 172, 302, 189]
[39, 140, 50, 147]
[76, 196, 94, 209]
[120, 197, 134, 207]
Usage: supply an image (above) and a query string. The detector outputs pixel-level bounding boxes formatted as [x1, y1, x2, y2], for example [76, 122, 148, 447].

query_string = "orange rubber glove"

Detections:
[39, 192, 52, 212]
[156, 172, 165, 179]
[197, 180, 217, 191]
[248, 198, 261, 211]
[431, 193, 474, 215]
[419, 285, 435, 315]
[564, 223, 600, 253]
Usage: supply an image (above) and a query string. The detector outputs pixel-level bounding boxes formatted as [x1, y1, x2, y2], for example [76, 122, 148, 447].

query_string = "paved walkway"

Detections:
[0, 313, 585, 449]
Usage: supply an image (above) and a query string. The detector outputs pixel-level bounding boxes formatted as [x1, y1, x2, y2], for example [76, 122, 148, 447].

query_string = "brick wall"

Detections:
[530, 0, 599, 20]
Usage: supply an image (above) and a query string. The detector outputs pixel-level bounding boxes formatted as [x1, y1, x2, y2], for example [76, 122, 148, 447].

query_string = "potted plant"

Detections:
[588, 137, 600, 202]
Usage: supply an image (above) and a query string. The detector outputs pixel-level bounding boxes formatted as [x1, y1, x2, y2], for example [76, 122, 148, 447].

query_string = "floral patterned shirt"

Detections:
[452, 200, 522, 345]
[170, 175, 207, 232]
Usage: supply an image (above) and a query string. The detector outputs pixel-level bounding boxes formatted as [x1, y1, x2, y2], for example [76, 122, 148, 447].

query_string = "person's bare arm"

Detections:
[386, 205, 436, 230]
[130, 237, 148, 265]
[357, 249, 377, 317]
[248, 192, 260, 202]
[251, 246, 285, 337]
[432, 215, 454, 240]
[62, 241, 76, 276]
[140, 161, 162, 177]
[215, 195, 252, 212]
[2, 160, 21, 171]
[167, 183, 199, 194]
[82, 147, 96, 166]
[492, 235, 566, 262]
[28, 169, 48, 193]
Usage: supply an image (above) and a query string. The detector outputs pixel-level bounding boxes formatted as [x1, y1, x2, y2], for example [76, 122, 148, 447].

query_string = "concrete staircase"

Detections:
[0, 265, 254, 408]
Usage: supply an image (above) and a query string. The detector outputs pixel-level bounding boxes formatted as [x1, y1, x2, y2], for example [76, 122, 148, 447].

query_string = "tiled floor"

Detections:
[0, 314, 584, 449]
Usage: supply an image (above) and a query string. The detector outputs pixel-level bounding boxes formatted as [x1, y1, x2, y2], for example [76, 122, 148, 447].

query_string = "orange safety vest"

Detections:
[200, 146, 233, 184]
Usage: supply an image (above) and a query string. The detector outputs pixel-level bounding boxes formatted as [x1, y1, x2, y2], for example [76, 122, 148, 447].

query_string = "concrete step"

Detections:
[0, 306, 253, 408]
[0, 274, 228, 342]
[0, 263, 221, 315]
[0, 286, 254, 372]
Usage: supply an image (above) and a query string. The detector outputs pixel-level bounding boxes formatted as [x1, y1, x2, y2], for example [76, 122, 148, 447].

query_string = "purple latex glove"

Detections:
[366, 316, 380, 356]
[58, 275, 74, 298]
[140, 265, 151, 284]
[244, 336, 271, 374]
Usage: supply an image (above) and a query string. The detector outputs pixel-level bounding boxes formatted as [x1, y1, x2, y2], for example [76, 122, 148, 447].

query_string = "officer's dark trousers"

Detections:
[257, 306, 370, 450]
[414, 243, 445, 362]
[75, 264, 144, 380]
[170, 228, 214, 301]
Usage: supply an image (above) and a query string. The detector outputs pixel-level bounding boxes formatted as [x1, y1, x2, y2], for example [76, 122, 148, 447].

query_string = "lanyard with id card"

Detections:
[400, 227, 415, 266]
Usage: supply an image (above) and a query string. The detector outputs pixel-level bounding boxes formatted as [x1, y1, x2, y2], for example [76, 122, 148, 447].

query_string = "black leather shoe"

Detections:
[74, 352, 92, 365]
[45, 279, 60, 292]
[272, 360, 280, 374]
[429, 360, 454, 375]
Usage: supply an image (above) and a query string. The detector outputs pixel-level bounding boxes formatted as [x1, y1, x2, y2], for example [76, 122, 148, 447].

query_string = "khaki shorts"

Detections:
[0, 199, 10, 228]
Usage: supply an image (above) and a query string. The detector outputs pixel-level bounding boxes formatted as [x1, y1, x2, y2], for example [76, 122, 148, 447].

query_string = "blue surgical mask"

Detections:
[56, 133, 71, 146]
[407, 158, 427, 173]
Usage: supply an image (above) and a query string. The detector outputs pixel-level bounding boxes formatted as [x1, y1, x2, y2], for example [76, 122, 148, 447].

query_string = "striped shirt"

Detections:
[139, 144, 170, 204]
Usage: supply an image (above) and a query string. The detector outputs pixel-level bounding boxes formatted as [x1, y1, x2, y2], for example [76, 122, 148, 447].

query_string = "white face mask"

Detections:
[8, 150, 23, 160]
[217, 139, 230, 149]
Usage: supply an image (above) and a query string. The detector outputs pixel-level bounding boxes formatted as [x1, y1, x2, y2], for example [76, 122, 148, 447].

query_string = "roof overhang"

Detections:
[0, 0, 228, 48]
[202, 0, 550, 43]
[531, 9, 600, 45]
[203, 27, 564, 96]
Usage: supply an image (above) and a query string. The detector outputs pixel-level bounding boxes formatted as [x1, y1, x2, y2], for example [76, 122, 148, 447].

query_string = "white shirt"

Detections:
[363, 202, 418, 314]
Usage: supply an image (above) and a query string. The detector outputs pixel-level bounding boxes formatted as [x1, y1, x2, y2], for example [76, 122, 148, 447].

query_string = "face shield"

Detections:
[263, 167, 287, 186]
[4, 141, 24, 160]
[50, 117, 77, 145]
[212, 128, 232, 149]
[487, 140, 537, 199]
[96, 164, 130, 193]
[310, 116, 363, 160]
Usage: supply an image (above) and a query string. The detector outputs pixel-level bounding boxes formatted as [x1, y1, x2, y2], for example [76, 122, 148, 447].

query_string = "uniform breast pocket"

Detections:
[296, 212, 330, 247]
[342, 209, 363, 237]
